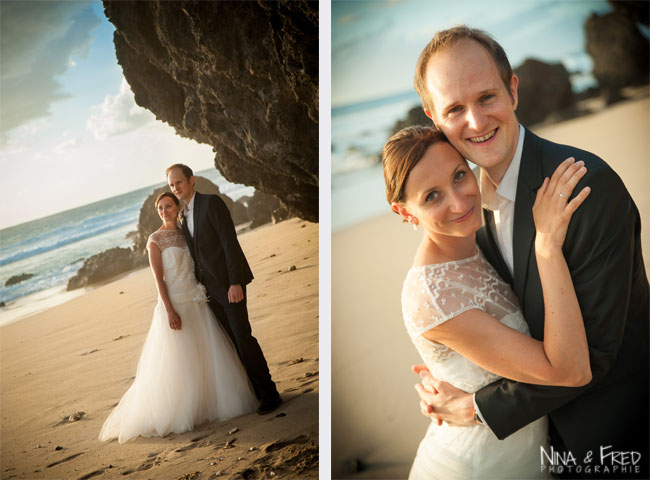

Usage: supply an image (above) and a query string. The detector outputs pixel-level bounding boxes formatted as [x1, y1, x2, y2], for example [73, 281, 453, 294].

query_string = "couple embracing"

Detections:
[385, 27, 649, 479]
[99, 164, 281, 444]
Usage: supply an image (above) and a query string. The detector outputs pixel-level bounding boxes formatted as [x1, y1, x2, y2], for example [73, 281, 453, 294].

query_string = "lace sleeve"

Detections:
[146, 232, 160, 251]
[402, 267, 481, 337]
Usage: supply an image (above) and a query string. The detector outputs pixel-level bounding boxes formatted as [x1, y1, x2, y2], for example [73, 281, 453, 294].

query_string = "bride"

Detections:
[99, 192, 258, 444]
[383, 126, 592, 479]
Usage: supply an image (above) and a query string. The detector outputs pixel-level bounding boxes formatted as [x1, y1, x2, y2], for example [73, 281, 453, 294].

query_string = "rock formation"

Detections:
[247, 190, 291, 229]
[103, 1, 318, 221]
[609, 0, 649, 29]
[586, 8, 649, 104]
[390, 106, 432, 136]
[514, 59, 576, 127]
[5, 273, 34, 287]
[67, 247, 144, 291]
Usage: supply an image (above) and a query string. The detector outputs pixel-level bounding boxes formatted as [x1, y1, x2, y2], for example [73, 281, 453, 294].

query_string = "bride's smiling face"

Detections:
[157, 196, 180, 223]
[401, 142, 482, 239]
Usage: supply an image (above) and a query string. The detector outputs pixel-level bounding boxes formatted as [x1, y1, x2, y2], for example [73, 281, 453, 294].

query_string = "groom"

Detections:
[411, 27, 649, 477]
[166, 164, 281, 415]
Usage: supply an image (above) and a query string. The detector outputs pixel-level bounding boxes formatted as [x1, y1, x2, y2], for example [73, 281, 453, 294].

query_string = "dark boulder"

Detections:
[248, 190, 292, 229]
[514, 58, 576, 127]
[102, 0, 318, 221]
[585, 11, 649, 104]
[66, 247, 146, 291]
[5, 273, 34, 287]
[390, 106, 432, 136]
[609, 0, 649, 27]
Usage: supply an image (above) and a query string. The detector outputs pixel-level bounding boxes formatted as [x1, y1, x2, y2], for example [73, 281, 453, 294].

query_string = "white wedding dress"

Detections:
[99, 229, 258, 444]
[402, 249, 550, 479]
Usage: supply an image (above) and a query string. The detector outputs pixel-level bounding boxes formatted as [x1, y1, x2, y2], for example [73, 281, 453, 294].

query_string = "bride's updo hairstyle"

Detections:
[383, 125, 448, 216]
[155, 192, 180, 209]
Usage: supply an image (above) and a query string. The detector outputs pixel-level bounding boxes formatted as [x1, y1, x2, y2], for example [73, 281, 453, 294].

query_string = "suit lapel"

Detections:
[192, 192, 201, 248]
[479, 209, 514, 286]
[512, 128, 544, 304]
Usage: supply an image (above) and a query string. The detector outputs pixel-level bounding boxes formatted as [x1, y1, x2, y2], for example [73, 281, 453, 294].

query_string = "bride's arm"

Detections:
[148, 242, 182, 330]
[423, 158, 591, 387]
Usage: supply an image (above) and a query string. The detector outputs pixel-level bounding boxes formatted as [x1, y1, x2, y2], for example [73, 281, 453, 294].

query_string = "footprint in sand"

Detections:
[175, 442, 201, 453]
[76, 469, 104, 480]
[238, 435, 317, 478]
[264, 434, 309, 453]
[190, 432, 211, 442]
[46, 452, 85, 468]
[120, 460, 155, 476]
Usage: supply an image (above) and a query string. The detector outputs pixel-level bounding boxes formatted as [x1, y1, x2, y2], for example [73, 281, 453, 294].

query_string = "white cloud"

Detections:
[0, 1, 100, 138]
[86, 78, 155, 140]
[54, 137, 78, 155]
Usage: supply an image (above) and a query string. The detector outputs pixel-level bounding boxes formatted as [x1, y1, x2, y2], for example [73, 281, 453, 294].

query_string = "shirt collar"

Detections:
[481, 124, 525, 209]
[184, 191, 196, 214]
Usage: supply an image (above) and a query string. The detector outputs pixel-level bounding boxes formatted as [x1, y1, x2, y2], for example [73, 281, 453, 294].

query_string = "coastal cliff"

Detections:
[102, 1, 318, 221]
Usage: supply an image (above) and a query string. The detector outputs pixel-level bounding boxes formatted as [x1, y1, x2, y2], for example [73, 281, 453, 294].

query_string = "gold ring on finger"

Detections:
[559, 193, 568, 199]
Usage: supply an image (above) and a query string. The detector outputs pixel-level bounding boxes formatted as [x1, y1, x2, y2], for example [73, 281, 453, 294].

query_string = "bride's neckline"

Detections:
[409, 248, 481, 270]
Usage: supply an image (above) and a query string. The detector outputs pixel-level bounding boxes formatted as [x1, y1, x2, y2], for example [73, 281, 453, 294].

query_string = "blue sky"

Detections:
[0, 1, 215, 228]
[332, 0, 613, 106]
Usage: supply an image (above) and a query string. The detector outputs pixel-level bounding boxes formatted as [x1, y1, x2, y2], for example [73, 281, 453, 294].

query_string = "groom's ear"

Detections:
[423, 108, 437, 129]
[509, 74, 519, 111]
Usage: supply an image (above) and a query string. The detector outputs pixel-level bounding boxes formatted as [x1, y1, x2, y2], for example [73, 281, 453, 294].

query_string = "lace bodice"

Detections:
[402, 249, 530, 393]
[146, 229, 187, 252]
[146, 229, 207, 305]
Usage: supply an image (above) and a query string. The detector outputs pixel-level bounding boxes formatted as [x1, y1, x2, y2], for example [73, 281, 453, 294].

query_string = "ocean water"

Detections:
[0, 169, 253, 326]
[332, 91, 424, 231]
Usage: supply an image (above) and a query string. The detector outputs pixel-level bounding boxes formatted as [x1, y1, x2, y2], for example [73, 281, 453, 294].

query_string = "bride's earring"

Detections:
[411, 217, 418, 231]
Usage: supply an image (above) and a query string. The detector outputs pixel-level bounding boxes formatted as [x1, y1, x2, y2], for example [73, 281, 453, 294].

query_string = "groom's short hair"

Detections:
[414, 25, 513, 114]
[166, 163, 194, 180]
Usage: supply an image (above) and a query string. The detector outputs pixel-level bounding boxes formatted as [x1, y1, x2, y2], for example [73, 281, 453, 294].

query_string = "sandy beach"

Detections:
[1, 218, 318, 479]
[332, 95, 650, 478]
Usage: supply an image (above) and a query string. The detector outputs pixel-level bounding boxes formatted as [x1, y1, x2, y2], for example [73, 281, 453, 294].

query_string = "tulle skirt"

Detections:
[409, 416, 551, 479]
[99, 295, 258, 444]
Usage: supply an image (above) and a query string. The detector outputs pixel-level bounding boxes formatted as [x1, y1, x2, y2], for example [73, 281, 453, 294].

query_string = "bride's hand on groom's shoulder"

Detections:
[533, 157, 590, 259]
[412, 364, 475, 427]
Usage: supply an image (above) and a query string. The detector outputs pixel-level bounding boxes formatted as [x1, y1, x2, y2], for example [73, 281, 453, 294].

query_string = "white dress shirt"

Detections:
[479, 124, 525, 276]
[184, 192, 196, 237]
[472, 124, 525, 427]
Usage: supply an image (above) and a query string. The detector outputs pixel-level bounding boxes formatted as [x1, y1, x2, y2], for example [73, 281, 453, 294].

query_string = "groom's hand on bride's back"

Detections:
[412, 364, 475, 427]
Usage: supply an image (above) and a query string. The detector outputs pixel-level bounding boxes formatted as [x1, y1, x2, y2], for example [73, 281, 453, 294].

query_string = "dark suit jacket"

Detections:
[475, 128, 649, 454]
[181, 191, 253, 290]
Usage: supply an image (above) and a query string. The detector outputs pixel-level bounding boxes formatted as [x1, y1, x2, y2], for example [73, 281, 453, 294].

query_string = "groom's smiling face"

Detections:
[167, 168, 195, 204]
[423, 39, 520, 183]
